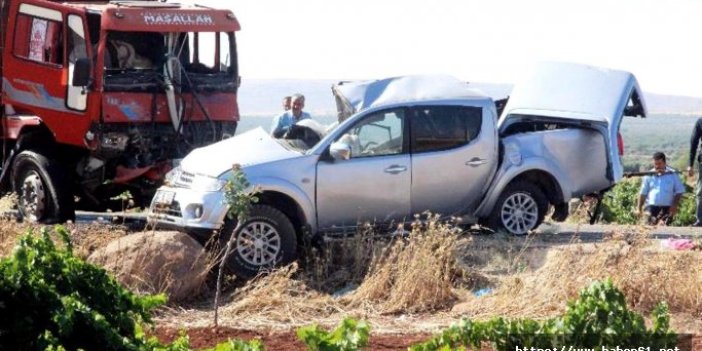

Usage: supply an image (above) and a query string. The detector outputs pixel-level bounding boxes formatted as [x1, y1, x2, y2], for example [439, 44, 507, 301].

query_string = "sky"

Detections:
[196, 0, 702, 98]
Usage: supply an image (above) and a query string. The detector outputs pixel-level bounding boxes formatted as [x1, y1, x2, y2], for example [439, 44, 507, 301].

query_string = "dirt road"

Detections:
[537, 222, 702, 238]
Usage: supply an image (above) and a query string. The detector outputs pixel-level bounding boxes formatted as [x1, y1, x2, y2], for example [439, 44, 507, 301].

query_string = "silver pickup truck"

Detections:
[148, 62, 646, 278]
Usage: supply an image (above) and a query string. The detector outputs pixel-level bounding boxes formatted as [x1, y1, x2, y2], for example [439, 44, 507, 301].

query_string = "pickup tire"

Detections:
[488, 181, 548, 235]
[11, 150, 75, 223]
[219, 204, 297, 279]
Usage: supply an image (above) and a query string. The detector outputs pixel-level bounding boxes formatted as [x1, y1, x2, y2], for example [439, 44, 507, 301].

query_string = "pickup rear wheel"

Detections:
[11, 150, 75, 223]
[489, 181, 547, 235]
[219, 204, 298, 279]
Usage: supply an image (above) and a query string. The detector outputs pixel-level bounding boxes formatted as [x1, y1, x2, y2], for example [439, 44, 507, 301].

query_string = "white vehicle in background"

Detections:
[149, 62, 646, 278]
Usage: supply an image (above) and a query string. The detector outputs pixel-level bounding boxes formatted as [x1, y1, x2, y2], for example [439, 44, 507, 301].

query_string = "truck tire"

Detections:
[11, 150, 75, 223]
[219, 204, 298, 279]
[488, 181, 548, 235]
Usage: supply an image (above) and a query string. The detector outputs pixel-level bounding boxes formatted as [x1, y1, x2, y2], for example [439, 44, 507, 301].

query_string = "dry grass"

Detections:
[64, 222, 130, 259]
[0, 220, 33, 257]
[167, 215, 468, 329]
[190, 223, 702, 333]
[346, 216, 462, 314]
[453, 228, 702, 325]
[301, 224, 386, 293]
[217, 263, 341, 325]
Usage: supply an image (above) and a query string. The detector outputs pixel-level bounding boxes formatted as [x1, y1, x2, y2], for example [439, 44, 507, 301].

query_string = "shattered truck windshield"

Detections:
[103, 31, 236, 92]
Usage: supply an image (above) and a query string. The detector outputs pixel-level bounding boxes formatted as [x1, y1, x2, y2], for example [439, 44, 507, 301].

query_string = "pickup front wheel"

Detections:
[219, 204, 298, 279]
[489, 181, 548, 235]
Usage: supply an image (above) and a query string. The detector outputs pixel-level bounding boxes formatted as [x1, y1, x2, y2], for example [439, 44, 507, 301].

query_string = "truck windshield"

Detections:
[103, 31, 237, 93]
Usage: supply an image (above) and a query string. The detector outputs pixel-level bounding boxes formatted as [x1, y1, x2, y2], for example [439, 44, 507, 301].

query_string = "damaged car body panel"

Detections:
[498, 62, 646, 177]
[476, 62, 646, 219]
[152, 127, 317, 232]
[331, 74, 486, 123]
[149, 63, 647, 278]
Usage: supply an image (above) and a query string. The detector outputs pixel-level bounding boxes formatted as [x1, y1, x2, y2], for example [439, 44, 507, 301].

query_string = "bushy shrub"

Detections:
[600, 178, 642, 225]
[297, 318, 370, 351]
[0, 227, 263, 351]
[0, 226, 166, 350]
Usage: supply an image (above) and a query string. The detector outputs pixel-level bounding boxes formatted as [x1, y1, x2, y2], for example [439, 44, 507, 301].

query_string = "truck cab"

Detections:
[0, 0, 240, 222]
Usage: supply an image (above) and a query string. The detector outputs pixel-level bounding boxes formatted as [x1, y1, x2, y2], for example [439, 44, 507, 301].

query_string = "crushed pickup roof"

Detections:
[332, 75, 489, 122]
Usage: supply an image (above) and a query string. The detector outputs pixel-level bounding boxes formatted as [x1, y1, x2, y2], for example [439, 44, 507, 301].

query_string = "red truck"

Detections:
[0, 0, 240, 222]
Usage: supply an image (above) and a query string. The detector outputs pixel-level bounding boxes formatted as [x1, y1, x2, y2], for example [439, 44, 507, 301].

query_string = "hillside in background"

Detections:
[237, 79, 702, 117]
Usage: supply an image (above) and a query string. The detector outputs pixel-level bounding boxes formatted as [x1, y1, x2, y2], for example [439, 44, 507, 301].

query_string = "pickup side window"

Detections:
[14, 13, 63, 66]
[336, 109, 406, 158]
[410, 106, 482, 153]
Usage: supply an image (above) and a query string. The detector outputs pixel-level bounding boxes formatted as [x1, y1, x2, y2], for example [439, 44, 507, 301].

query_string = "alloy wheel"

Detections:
[236, 220, 282, 266]
[499, 192, 538, 235]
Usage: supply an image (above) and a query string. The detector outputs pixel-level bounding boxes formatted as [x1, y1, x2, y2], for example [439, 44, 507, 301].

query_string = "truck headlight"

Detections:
[191, 175, 226, 192]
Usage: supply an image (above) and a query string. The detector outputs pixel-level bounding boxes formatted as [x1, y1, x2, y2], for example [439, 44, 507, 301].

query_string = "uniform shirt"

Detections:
[639, 167, 685, 207]
[270, 111, 311, 137]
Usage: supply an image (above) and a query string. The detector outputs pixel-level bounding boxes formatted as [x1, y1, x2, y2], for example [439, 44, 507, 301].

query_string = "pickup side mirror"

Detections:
[329, 141, 351, 160]
[72, 58, 91, 87]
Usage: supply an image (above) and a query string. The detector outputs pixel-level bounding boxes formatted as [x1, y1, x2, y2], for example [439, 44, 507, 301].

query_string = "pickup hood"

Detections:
[499, 62, 646, 128]
[332, 75, 486, 122]
[180, 127, 301, 177]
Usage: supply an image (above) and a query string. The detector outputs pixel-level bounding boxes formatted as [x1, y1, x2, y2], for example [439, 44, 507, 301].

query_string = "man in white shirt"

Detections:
[270, 94, 311, 138]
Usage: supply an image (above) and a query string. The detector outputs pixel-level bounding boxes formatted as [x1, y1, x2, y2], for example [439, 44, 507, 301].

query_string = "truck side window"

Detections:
[185, 32, 232, 74]
[411, 106, 482, 153]
[14, 14, 63, 65]
[67, 17, 87, 64]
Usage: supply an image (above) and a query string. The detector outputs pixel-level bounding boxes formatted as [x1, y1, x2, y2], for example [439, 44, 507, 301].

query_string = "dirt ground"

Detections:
[3, 218, 702, 350]
[148, 223, 702, 350]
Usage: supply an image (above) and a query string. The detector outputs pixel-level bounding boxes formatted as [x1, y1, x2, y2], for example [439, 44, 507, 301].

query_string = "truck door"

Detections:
[409, 105, 498, 216]
[4, 5, 91, 119]
[316, 108, 411, 232]
[5, 4, 65, 112]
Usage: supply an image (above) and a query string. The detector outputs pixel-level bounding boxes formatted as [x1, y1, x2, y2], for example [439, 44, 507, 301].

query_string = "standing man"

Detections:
[270, 93, 311, 138]
[687, 117, 702, 226]
[636, 152, 685, 225]
[282, 96, 292, 111]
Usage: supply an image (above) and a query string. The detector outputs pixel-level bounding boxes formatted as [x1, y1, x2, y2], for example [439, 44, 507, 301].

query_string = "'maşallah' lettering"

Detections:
[143, 13, 214, 25]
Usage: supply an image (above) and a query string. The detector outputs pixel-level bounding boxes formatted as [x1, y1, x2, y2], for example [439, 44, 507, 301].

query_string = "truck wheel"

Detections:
[489, 181, 548, 235]
[219, 204, 298, 279]
[11, 150, 75, 223]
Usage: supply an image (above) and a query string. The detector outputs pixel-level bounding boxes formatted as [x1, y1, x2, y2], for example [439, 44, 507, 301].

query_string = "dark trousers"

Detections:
[696, 162, 702, 225]
[644, 205, 672, 225]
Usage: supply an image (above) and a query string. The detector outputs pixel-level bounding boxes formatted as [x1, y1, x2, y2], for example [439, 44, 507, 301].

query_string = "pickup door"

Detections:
[316, 108, 411, 232]
[409, 104, 498, 216]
